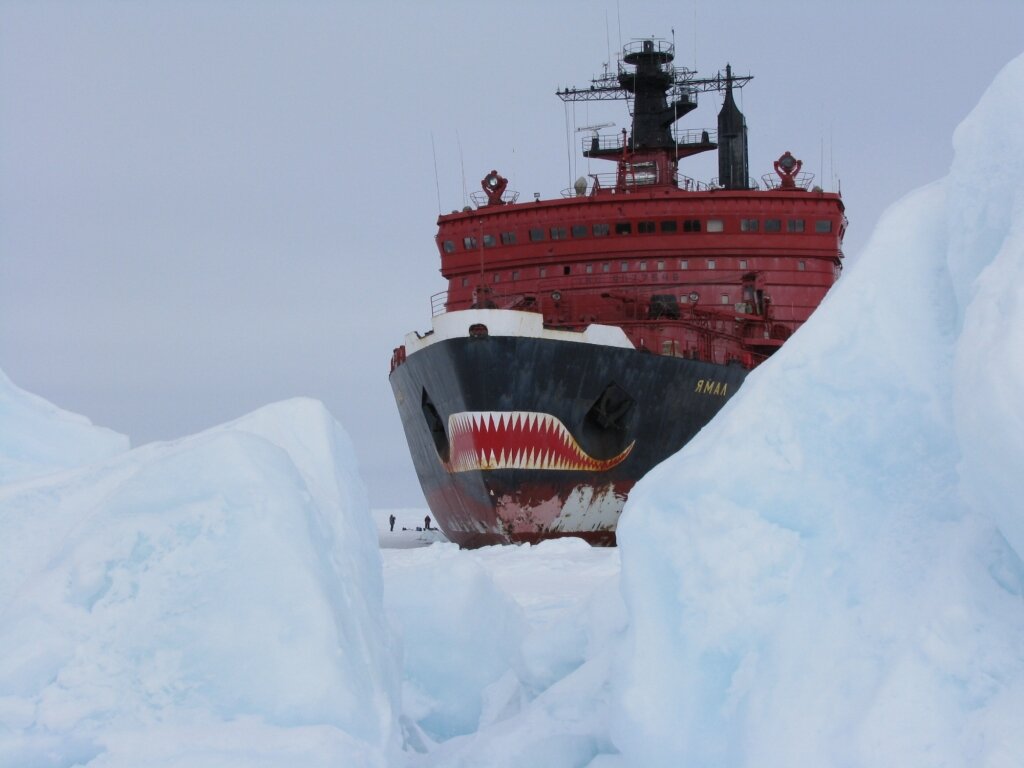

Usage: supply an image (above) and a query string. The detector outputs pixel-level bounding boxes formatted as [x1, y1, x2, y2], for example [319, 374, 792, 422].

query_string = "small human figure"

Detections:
[424, 515, 431, 530]
[389, 514, 396, 532]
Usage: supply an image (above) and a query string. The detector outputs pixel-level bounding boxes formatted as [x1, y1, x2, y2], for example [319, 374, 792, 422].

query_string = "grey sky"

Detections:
[2, 1, 1022, 508]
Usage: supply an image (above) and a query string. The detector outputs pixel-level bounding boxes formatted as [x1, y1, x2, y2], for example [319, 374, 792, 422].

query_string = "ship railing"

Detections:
[672, 173, 713, 192]
[430, 290, 448, 317]
[760, 171, 816, 191]
[562, 170, 714, 197]
[580, 128, 718, 156]
[707, 176, 762, 190]
[469, 189, 521, 208]
[673, 128, 717, 147]
[621, 38, 674, 59]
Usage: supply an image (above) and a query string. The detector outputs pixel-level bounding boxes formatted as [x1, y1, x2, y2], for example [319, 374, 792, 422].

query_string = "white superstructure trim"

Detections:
[403, 309, 634, 357]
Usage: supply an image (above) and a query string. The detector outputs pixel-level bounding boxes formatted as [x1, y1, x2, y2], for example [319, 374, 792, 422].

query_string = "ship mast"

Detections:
[556, 38, 753, 190]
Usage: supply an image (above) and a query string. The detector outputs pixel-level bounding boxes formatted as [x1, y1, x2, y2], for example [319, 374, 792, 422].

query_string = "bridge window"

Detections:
[563, 266, 571, 275]
[463, 236, 477, 249]
[501, 232, 517, 245]
[720, 293, 730, 304]
[620, 261, 628, 272]
[594, 223, 610, 236]
[656, 260, 665, 271]
[739, 259, 748, 269]
[512, 270, 520, 281]
[602, 262, 610, 272]
[788, 219, 805, 232]
[660, 220, 678, 233]
[483, 234, 496, 247]
[539, 267, 547, 278]
[798, 260, 806, 271]
[679, 259, 689, 270]
[683, 219, 702, 232]
[551, 226, 567, 240]
[765, 219, 782, 232]
[586, 264, 593, 274]
[706, 219, 724, 233]
[493, 273, 501, 283]
[615, 222, 632, 235]
[572, 224, 589, 238]
[529, 228, 545, 242]
[461, 277, 469, 287]
[639, 261, 647, 271]
[740, 218, 759, 232]
[707, 259, 717, 269]
[815, 219, 833, 233]
[638, 221, 656, 234]
[443, 240, 455, 253]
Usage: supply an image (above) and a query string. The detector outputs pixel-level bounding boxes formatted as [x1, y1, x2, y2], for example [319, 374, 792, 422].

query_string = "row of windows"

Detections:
[446, 218, 833, 252]
[460, 258, 809, 286]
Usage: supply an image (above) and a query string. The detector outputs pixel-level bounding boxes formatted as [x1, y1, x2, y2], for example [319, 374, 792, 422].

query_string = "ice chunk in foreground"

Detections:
[0, 367, 129, 484]
[0, 398, 399, 767]
[385, 544, 525, 742]
[614, 52, 1024, 768]
[947, 53, 1024, 562]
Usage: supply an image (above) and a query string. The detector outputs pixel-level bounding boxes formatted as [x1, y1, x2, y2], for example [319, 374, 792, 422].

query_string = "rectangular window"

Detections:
[493, 273, 501, 283]
[638, 221, 656, 234]
[539, 267, 547, 278]
[585, 264, 593, 274]
[550, 226, 567, 240]
[639, 261, 647, 271]
[593, 223, 610, 236]
[529, 228, 545, 242]
[679, 259, 689, 270]
[720, 293, 730, 304]
[660, 220, 678, 233]
[483, 234, 496, 247]
[815, 219, 833, 233]
[679, 294, 689, 303]
[787, 219, 805, 232]
[739, 259, 748, 270]
[615, 222, 632, 235]
[765, 219, 782, 232]
[512, 270, 520, 281]
[798, 260, 806, 271]
[571, 224, 589, 238]
[463, 236, 477, 249]
[740, 218, 759, 232]
[461, 277, 469, 287]
[602, 262, 610, 272]
[500, 232, 517, 245]
[620, 261, 629, 272]
[563, 266, 571, 275]
[443, 240, 455, 253]
[706, 219, 724, 233]
[656, 260, 665, 271]
[707, 259, 716, 270]
[683, 219, 702, 232]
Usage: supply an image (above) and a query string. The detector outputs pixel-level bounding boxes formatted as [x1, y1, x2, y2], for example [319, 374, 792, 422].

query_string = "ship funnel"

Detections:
[717, 64, 750, 190]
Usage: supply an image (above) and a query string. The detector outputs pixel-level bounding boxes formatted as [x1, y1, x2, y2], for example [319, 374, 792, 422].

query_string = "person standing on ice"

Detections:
[389, 514, 396, 532]
[424, 514, 431, 530]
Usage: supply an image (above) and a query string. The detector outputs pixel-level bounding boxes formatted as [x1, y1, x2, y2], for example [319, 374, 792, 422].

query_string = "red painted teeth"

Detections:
[445, 410, 634, 473]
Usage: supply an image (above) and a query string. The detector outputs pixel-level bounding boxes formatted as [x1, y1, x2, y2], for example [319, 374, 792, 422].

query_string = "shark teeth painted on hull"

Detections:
[445, 410, 634, 473]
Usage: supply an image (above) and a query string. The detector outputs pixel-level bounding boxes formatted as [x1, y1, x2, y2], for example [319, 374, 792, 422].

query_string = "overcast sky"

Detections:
[2, 0, 1022, 508]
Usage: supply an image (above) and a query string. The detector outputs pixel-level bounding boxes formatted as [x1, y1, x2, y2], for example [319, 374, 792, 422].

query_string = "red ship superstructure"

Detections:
[390, 38, 845, 547]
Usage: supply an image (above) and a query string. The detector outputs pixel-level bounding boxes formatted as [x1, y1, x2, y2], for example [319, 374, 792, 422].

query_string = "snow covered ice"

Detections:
[0, 396, 399, 766]
[614, 52, 1024, 767]
[3, 50, 1024, 768]
[0, 368, 128, 485]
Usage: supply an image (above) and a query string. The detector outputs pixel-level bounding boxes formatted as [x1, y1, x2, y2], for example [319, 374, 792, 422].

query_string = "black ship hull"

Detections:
[390, 312, 746, 547]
